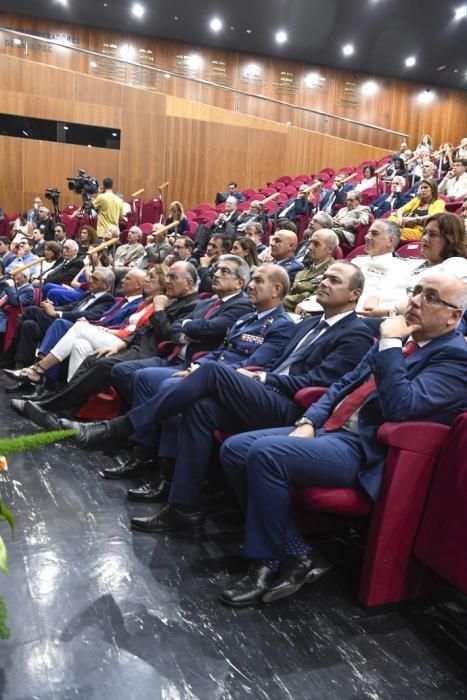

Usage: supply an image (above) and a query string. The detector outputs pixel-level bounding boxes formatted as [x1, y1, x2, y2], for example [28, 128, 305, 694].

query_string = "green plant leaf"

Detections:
[0, 536, 8, 575]
[0, 428, 77, 456]
[0, 500, 14, 534]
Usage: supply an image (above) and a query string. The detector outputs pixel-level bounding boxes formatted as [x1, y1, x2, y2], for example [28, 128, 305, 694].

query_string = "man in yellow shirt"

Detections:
[92, 177, 125, 238]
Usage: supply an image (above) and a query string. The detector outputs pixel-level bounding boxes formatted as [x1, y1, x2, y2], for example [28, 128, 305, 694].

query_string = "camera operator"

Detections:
[37, 206, 55, 241]
[92, 177, 125, 239]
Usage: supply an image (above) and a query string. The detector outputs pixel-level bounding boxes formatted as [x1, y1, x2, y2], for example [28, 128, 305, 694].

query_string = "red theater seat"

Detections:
[291, 387, 449, 606]
[397, 242, 422, 258]
[415, 412, 467, 593]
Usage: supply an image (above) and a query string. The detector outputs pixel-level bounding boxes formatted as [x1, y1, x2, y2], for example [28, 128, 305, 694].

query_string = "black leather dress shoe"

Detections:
[262, 553, 332, 604]
[59, 418, 112, 447]
[5, 382, 35, 395]
[219, 561, 278, 607]
[130, 504, 204, 534]
[23, 401, 63, 432]
[99, 458, 155, 480]
[10, 398, 27, 416]
[127, 476, 171, 502]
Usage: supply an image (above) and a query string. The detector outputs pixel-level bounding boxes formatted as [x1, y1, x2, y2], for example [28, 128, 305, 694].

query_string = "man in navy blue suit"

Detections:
[86, 261, 372, 531]
[218, 273, 467, 607]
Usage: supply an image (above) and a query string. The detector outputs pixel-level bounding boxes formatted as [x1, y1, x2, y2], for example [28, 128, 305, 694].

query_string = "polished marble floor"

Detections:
[0, 379, 466, 699]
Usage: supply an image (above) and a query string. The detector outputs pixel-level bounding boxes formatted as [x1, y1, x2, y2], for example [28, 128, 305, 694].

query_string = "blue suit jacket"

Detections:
[371, 192, 408, 219]
[197, 305, 295, 369]
[0, 283, 35, 307]
[182, 293, 254, 365]
[95, 296, 144, 328]
[263, 312, 373, 397]
[304, 331, 467, 501]
[58, 292, 115, 322]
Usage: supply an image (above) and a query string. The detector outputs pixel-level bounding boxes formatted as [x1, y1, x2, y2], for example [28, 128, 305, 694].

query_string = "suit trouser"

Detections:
[137, 362, 301, 507]
[220, 427, 365, 560]
[15, 306, 55, 365]
[39, 345, 150, 413]
[43, 283, 84, 305]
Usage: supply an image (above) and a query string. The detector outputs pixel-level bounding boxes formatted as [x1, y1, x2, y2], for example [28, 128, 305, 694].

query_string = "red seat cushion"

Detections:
[294, 486, 372, 515]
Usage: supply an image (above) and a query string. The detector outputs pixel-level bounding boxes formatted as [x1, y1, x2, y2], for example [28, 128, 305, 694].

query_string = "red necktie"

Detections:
[167, 299, 222, 362]
[323, 340, 419, 431]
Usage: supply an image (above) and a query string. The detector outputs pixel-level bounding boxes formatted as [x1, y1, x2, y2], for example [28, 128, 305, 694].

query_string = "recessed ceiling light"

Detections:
[361, 80, 379, 96]
[131, 3, 145, 19]
[230, 26, 235, 30]
[22, 130, 29, 136]
[436, 65, 447, 71]
[55, 0, 68, 6]
[209, 17, 222, 32]
[87, 144, 92, 148]
[275, 30, 287, 44]
[63, 125, 69, 130]
[405, 56, 416, 67]
[112, 132, 117, 136]
[342, 43, 354, 56]
[246, 29, 252, 34]
[174, 16, 179, 20]
[90, 61, 98, 68]
[454, 5, 467, 20]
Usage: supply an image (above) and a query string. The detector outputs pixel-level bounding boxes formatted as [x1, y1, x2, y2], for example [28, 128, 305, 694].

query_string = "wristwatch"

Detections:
[294, 417, 316, 430]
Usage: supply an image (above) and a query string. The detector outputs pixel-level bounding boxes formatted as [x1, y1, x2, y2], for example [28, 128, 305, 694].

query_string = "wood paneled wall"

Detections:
[1, 12, 466, 149]
[0, 53, 391, 215]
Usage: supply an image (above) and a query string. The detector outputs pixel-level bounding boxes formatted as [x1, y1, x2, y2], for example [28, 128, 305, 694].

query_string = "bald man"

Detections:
[270, 229, 304, 284]
[283, 229, 338, 312]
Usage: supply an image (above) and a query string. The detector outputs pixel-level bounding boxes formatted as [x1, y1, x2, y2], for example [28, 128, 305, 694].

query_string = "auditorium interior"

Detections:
[0, 1, 466, 698]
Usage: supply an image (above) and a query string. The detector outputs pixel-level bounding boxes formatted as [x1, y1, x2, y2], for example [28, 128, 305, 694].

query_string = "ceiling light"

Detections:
[22, 130, 29, 136]
[63, 125, 69, 130]
[131, 3, 145, 19]
[164, 73, 171, 79]
[275, 30, 287, 44]
[112, 132, 117, 136]
[209, 17, 222, 32]
[454, 6, 467, 20]
[246, 29, 252, 34]
[342, 43, 354, 56]
[55, 0, 68, 6]
[361, 80, 379, 96]
[405, 56, 416, 67]
[87, 144, 92, 148]
[90, 61, 98, 68]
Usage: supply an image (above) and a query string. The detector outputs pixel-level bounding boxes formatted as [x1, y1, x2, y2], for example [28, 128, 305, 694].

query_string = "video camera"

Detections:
[45, 187, 61, 205]
[67, 169, 99, 196]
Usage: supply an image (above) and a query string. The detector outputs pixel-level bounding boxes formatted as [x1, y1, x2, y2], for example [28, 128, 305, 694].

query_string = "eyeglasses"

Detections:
[407, 286, 460, 310]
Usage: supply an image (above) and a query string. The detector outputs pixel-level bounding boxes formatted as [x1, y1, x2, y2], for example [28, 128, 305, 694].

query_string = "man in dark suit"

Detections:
[42, 239, 84, 288]
[319, 174, 347, 215]
[276, 184, 314, 222]
[64, 264, 295, 491]
[12, 267, 116, 367]
[91, 261, 372, 531]
[10, 262, 199, 417]
[197, 236, 231, 292]
[218, 273, 467, 607]
[370, 176, 408, 219]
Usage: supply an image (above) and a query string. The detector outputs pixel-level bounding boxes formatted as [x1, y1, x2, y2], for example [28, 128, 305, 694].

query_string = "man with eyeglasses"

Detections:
[217, 272, 467, 607]
[5, 239, 39, 277]
[332, 189, 371, 246]
[11, 262, 200, 422]
[164, 236, 198, 268]
[42, 239, 84, 287]
[114, 227, 145, 268]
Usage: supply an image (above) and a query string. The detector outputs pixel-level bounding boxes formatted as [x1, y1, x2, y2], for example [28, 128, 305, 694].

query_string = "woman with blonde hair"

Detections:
[165, 201, 190, 236]
[389, 178, 445, 241]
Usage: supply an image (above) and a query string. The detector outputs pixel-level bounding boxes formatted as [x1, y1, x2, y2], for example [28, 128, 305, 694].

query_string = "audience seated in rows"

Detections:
[389, 178, 445, 241]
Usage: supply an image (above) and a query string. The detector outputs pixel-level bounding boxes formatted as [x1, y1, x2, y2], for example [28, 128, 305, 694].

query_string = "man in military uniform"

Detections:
[283, 229, 338, 312]
[270, 230, 304, 284]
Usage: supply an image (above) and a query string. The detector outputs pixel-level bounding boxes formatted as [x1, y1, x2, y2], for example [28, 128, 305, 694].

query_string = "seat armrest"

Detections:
[295, 387, 327, 408]
[377, 421, 450, 456]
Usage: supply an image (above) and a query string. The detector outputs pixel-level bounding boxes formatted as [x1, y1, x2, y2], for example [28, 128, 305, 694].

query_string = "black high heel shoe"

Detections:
[2, 362, 46, 387]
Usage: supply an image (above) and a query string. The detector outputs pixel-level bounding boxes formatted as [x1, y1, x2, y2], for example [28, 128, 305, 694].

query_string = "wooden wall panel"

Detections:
[0, 53, 397, 216]
[1, 13, 465, 149]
